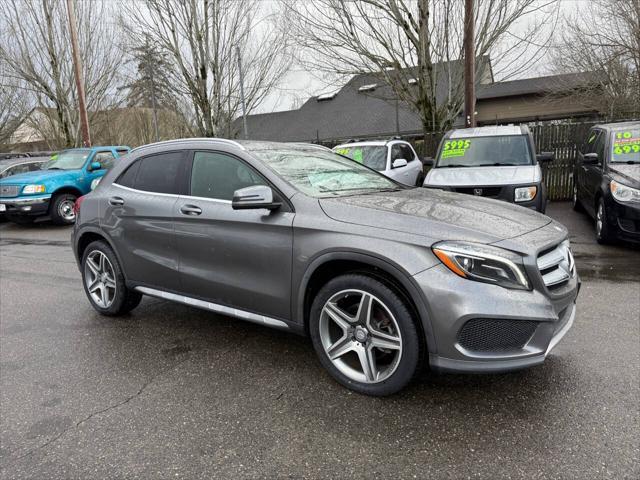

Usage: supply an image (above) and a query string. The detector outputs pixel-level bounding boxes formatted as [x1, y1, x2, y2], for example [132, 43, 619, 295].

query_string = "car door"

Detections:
[86, 150, 116, 186]
[387, 143, 416, 185]
[101, 150, 189, 292]
[173, 150, 294, 321]
[584, 130, 606, 214]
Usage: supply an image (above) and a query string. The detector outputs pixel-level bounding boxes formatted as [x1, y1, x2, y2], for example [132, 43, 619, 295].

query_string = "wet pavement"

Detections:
[1, 202, 638, 479]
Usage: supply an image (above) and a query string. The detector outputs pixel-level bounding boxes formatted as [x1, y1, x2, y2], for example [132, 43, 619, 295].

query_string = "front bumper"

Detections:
[414, 263, 579, 374]
[0, 195, 51, 216]
[606, 196, 640, 242]
[424, 182, 546, 212]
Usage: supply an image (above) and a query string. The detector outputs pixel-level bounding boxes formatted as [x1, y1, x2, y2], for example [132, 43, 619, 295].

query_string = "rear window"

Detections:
[436, 135, 533, 167]
[117, 152, 184, 194]
[611, 128, 640, 163]
[334, 145, 387, 171]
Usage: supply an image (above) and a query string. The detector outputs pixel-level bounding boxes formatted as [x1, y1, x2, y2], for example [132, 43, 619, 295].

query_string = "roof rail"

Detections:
[132, 137, 245, 152]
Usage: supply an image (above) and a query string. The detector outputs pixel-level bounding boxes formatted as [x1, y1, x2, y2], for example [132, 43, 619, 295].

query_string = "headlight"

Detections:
[610, 180, 640, 203]
[432, 241, 531, 290]
[514, 186, 537, 202]
[22, 184, 46, 194]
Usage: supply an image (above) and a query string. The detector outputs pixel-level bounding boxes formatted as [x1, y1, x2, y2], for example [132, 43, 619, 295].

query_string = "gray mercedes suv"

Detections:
[72, 139, 579, 396]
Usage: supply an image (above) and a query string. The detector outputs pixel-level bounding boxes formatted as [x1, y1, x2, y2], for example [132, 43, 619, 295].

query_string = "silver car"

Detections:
[333, 139, 424, 186]
[72, 139, 579, 396]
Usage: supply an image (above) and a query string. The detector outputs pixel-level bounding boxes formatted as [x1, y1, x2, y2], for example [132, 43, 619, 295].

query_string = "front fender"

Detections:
[294, 249, 438, 355]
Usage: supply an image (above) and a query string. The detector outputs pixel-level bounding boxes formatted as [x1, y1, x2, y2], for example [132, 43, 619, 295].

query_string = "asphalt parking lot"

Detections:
[1, 202, 638, 479]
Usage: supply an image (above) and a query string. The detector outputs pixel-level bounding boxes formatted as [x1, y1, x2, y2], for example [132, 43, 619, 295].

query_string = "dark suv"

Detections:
[573, 121, 640, 243]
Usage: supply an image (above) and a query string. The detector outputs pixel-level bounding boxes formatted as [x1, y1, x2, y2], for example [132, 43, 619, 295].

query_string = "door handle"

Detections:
[180, 204, 202, 216]
[109, 196, 124, 206]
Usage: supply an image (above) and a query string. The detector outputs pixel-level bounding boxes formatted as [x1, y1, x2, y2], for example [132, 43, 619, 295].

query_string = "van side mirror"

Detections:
[536, 152, 555, 163]
[232, 185, 281, 211]
[392, 158, 408, 169]
[88, 162, 102, 171]
[582, 153, 599, 165]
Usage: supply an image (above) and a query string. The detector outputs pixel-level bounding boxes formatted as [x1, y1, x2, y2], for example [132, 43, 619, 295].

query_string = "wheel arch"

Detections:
[75, 228, 128, 281]
[297, 251, 436, 355]
[51, 185, 83, 198]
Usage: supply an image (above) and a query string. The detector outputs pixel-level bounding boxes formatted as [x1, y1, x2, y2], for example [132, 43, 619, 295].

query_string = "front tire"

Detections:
[595, 198, 613, 244]
[50, 192, 77, 225]
[309, 274, 422, 396]
[81, 240, 142, 316]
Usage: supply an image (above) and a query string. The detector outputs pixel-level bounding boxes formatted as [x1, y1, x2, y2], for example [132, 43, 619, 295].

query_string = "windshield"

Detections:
[333, 145, 387, 171]
[251, 148, 399, 198]
[44, 150, 90, 170]
[611, 128, 640, 163]
[436, 135, 533, 167]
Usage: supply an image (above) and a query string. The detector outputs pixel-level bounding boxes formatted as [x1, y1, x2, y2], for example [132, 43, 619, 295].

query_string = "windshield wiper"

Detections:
[47, 167, 62, 170]
[437, 164, 470, 168]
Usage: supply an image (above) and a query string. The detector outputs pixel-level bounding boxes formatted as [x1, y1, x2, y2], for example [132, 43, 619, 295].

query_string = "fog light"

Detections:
[514, 186, 537, 202]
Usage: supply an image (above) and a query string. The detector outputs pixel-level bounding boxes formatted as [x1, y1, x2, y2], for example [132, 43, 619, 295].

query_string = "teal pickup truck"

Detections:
[0, 146, 129, 225]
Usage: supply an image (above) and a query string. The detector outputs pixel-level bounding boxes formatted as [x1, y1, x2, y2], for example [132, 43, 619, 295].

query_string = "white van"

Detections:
[423, 125, 554, 212]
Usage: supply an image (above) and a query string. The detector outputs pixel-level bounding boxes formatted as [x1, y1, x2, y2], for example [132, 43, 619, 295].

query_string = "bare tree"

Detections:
[551, 0, 640, 119]
[285, 0, 558, 135]
[122, 0, 292, 138]
[0, 0, 122, 148]
[0, 62, 30, 148]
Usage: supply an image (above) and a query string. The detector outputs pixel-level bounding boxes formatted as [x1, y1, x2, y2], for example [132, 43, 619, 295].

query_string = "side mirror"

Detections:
[392, 158, 408, 169]
[582, 153, 599, 165]
[88, 161, 102, 171]
[90, 178, 101, 191]
[232, 185, 281, 211]
[536, 152, 555, 163]
[422, 157, 434, 167]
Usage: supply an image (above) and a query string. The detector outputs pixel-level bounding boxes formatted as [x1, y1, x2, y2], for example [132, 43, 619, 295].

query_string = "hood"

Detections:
[320, 188, 551, 244]
[425, 165, 540, 187]
[608, 163, 640, 189]
[0, 169, 77, 185]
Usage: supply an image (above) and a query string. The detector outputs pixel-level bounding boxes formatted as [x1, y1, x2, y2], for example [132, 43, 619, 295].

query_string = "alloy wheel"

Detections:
[319, 289, 403, 384]
[84, 250, 117, 308]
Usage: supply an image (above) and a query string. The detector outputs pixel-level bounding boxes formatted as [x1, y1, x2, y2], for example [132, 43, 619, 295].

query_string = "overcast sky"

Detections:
[257, 0, 588, 114]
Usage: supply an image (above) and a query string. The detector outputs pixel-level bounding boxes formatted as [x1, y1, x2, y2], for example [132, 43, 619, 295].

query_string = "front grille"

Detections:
[537, 240, 575, 290]
[457, 318, 538, 352]
[0, 185, 19, 198]
[453, 186, 502, 198]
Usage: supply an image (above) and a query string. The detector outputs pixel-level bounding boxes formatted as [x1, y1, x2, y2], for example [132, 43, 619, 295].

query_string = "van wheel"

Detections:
[50, 193, 77, 225]
[309, 274, 422, 396]
[81, 240, 142, 316]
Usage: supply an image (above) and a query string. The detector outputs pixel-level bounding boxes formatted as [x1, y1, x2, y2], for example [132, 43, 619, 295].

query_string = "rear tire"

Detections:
[415, 171, 425, 186]
[572, 184, 583, 212]
[81, 240, 142, 316]
[50, 192, 77, 225]
[309, 274, 422, 396]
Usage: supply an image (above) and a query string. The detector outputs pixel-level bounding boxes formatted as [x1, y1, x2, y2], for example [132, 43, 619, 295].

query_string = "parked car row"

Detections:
[1, 122, 638, 245]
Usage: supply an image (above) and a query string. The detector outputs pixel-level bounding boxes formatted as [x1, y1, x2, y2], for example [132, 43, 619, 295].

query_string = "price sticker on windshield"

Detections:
[613, 131, 640, 156]
[441, 139, 471, 158]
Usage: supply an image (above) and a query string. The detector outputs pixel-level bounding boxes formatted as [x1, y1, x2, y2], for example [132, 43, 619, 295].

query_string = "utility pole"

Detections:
[236, 46, 249, 139]
[66, 0, 91, 146]
[464, 0, 476, 129]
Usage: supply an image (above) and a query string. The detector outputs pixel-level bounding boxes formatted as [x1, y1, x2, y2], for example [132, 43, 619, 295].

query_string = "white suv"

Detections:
[333, 139, 424, 186]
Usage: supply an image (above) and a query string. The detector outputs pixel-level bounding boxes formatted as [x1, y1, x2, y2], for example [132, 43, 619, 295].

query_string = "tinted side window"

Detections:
[584, 130, 600, 154]
[400, 144, 414, 161]
[190, 151, 265, 201]
[390, 145, 402, 161]
[29, 162, 44, 171]
[94, 151, 115, 170]
[594, 132, 606, 164]
[135, 152, 184, 194]
[116, 160, 140, 188]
